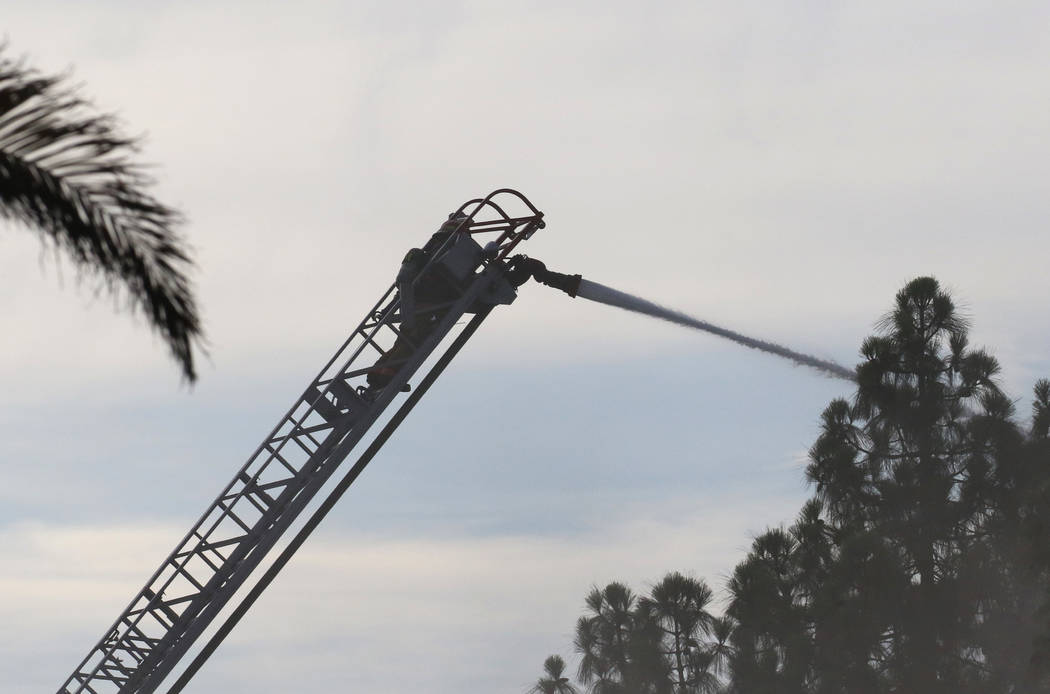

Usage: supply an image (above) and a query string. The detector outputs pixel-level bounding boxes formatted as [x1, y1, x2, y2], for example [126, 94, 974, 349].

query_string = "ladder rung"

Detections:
[143, 588, 180, 625]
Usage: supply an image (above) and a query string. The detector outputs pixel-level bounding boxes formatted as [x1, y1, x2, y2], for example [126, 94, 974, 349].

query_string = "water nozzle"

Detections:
[504, 255, 582, 298]
[537, 269, 582, 298]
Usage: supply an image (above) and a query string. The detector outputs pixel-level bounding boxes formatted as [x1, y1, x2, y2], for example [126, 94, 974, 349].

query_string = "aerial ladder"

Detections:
[58, 189, 580, 694]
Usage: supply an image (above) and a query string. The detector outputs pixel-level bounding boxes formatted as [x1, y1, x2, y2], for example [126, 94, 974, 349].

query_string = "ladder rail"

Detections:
[164, 307, 493, 693]
[130, 265, 504, 693]
[59, 189, 544, 694]
[62, 272, 469, 693]
[62, 279, 403, 689]
[60, 283, 401, 693]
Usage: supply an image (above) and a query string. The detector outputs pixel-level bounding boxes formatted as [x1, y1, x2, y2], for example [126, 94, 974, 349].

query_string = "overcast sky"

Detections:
[3, 2, 1049, 692]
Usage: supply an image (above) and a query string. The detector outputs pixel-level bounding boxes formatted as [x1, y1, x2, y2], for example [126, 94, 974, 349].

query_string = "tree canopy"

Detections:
[532, 277, 1050, 694]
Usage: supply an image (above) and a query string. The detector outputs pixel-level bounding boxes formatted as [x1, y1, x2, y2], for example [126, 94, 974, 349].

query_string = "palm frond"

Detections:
[0, 46, 202, 381]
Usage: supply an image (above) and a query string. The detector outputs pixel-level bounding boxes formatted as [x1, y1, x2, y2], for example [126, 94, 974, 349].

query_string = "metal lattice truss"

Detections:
[59, 190, 546, 694]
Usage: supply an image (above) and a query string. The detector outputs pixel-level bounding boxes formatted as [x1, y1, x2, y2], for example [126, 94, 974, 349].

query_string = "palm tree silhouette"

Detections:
[529, 655, 579, 694]
[575, 582, 673, 693]
[637, 572, 716, 693]
[0, 45, 202, 381]
[575, 582, 639, 690]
